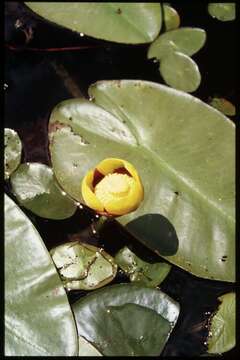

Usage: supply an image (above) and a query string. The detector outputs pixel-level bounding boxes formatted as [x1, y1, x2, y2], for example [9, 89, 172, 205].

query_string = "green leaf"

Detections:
[163, 4, 180, 31]
[207, 292, 236, 354]
[48, 80, 235, 282]
[78, 336, 102, 356]
[25, 2, 161, 44]
[115, 246, 171, 287]
[4, 194, 78, 356]
[148, 27, 206, 61]
[208, 97, 236, 116]
[4, 128, 22, 180]
[208, 3, 236, 21]
[10, 162, 77, 220]
[72, 283, 180, 356]
[50, 241, 117, 291]
[160, 51, 201, 92]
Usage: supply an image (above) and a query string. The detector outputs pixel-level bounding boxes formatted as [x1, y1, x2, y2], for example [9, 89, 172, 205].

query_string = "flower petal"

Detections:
[81, 170, 105, 212]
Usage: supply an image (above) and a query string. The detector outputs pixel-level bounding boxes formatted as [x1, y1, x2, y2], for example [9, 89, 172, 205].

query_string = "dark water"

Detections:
[4, 2, 236, 357]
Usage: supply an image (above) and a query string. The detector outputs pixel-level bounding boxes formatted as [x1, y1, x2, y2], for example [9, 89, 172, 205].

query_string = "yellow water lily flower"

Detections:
[81, 158, 144, 216]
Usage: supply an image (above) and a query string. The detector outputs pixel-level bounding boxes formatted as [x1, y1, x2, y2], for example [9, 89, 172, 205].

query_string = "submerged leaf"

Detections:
[73, 283, 180, 356]
[208, 97, 236, 116]
[207, 292, 236, 354]
[115, 246, 171, 287]
[25, 2, 162, 44]
[4, 128, 22, 180]
[50, 241, 117, 291]
[160, 51, 201, 92]
[163, 4, 180, 31]
[10, 162, 77, 220]
[208, 3, 236, 21]
[148, 27, 206, 61]
[4, 194, 78, 356]
[49, 80, 235, 282]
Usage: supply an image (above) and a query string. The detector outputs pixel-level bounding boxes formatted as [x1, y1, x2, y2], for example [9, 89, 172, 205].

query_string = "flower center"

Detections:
[94, 173, 135, 204]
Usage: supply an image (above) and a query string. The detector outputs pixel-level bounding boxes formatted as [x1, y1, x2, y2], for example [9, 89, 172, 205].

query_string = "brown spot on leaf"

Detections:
[116, 8, 122, 14]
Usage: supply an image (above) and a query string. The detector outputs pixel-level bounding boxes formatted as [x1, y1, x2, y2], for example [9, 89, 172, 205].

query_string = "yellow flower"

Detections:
[81, 158, 144, 216]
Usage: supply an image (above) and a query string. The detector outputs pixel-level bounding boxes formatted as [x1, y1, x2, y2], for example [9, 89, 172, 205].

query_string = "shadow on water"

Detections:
[126, 213, 179, 257]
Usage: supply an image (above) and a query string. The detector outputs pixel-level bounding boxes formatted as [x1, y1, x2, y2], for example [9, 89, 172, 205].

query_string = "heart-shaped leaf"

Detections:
[159, 51, 201, 92]
[4, 194, 78, 356]
[25, 2, 161, 44]
[163, 4, 180, 31]
[148, 27, 206, 61]
[4, 128, 22, 180]
[50, 241, 117, 291]
[115, 246, 171, 287]
[10, 162, 77, 220]
[208, 3, 236, 22]
[72, 283, 180, 356]
[207, 292, 236, 354]
[48, 80, 235, 282]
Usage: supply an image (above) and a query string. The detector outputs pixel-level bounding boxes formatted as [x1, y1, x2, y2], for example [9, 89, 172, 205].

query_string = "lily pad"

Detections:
[207, 292, 236, 354]
[78, 336, 102, 356]
[115, 246, 171, 287]
[208, 97, 236, 116]
[25, 2, 161, 44]
[50, 241, 117, 291]
[10, 162, 77, 220]
[163, 4, 180, 31]
[48, 80, 235, 282]
[160, 51, 201, 92]
[73, 283, 180, 356]
[148, 27, 206, 61]
[4, 128, 22, 180]
[208, 3, 236, 22]
[4, 194, 78, 356]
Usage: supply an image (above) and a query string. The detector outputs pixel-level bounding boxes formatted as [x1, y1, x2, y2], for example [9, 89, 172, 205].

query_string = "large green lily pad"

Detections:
[48, 80, 235, 282]
[207, 292, 236, 354]
[25, 2, 161, 44]
[4, 194, 78, 356]
[73, 283, 180, 356]
[10, 162, 77, 220]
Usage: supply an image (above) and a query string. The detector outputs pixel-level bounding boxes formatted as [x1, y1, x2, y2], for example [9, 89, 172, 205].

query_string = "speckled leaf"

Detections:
[4, 194, 78, 356]
[4, 128, 22, 180]
[48, 80, 235, 282]
[163, 4, 180, 31]
[148, 27, 206, 61]
[208, 3, 236, 21]
[207, 292, 236, 354]
[115, 246, 171, 287]
[78, 336, 102, 356]
[50, 241, 117, 291]
[25, 2, 161, 44]
[208, 97, 236, 116]
[10, 162, 77, 219]
[73, 283, 180, 356]
[160, 51, 201, 92]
